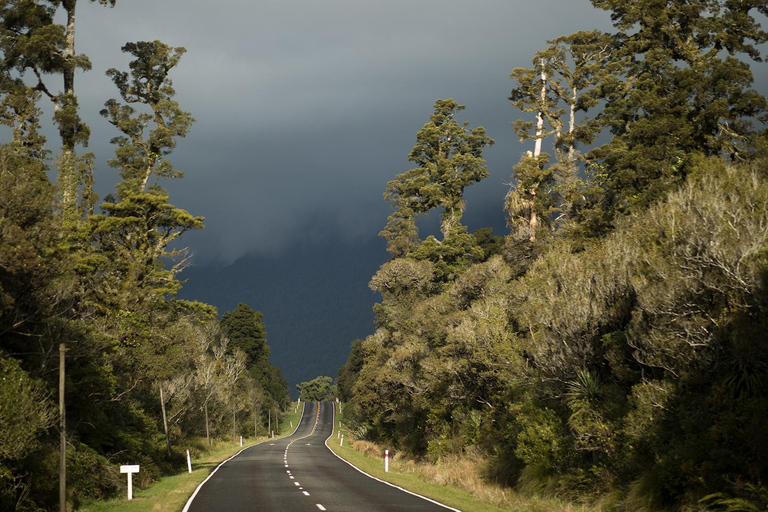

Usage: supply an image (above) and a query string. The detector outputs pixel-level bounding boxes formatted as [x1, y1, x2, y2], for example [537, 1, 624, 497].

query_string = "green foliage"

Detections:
[0, 9, 282, 509]
[220, 303, 289, 409]
[337, 338, 364, 402]
[221, 303, 268, 368]
[296, 376, 336, 401]
[381, 98, 494, 256]
[346, 155, 768, 509]
[0, 357, 55, 460]
[101, 40, 194, 196]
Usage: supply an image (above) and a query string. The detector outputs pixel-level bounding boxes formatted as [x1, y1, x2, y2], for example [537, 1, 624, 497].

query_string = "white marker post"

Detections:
[240, 436, 243, 447]
[186, 450, 192, 474]
[385, 450, 389, 472]
[340, 434, 344, 447]
[120, 465, 140, 500]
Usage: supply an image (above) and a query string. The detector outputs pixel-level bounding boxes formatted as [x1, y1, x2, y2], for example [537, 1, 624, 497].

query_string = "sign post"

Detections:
[120, 465, 140, 500]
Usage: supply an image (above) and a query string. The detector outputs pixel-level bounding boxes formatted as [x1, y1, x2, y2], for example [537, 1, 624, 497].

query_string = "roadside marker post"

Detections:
[120, 465, 140, 500]
[240, 436, 243, 447]
[385, 450, 389, 472]
[186, 450, 192, 474]
[340, 434, 344, 447]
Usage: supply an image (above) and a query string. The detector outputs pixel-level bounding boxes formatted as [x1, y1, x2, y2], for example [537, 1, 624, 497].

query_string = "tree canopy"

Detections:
[339, 1, 768, 510]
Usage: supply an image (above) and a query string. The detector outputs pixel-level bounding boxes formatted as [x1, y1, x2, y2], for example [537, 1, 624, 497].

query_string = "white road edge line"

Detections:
[323, 403, 461, 512]
[181, 401, 306, 512]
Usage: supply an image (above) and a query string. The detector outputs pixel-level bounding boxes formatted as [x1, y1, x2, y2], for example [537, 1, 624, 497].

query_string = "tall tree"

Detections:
[0, 0, 117, 224]
[220, 303, 288, 409]
[381, 99, 494, 253]
[587, 0, 768, 212]
[507, 31, 618, 242]
[90, 40, 202, 310]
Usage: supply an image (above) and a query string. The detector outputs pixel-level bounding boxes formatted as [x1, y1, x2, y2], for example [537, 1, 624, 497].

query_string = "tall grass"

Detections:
[331, 404, 592, 512]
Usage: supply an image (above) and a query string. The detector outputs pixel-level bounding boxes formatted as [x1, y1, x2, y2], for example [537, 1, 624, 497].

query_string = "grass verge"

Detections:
[326, 403, 590, 512]
[78, 402, 304, 512]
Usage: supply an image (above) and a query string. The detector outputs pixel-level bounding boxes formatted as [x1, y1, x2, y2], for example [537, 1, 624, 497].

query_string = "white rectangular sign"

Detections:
[120, 465, 140, 473]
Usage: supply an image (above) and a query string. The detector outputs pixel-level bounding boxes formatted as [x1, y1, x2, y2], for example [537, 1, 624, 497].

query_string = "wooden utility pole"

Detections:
[59, 343, 67, 512]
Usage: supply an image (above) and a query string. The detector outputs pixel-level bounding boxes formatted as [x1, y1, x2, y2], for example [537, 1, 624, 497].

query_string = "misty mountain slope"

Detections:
[178, 236, 386, 396]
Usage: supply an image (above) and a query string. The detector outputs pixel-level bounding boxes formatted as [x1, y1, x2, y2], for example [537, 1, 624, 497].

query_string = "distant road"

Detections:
[184, 401, 455, 511]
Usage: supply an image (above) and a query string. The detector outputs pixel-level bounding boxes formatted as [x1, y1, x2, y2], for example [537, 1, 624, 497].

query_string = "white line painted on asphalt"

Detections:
[316, 505, 326, 511]
[303, 491, 310, 496]
[181, 401, 308, 512]
[294, 482, 300, 486]
[324, 403, 461, 512]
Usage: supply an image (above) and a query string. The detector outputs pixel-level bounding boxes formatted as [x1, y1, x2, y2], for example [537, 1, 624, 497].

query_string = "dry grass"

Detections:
[351, 439, 383, 459]
[349, 438, 591, 512]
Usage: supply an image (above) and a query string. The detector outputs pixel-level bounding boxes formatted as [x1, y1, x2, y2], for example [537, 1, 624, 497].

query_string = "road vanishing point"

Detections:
[183, 401, 457, 511]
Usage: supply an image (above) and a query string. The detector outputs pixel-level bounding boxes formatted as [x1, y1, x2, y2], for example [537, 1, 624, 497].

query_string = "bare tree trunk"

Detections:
[232, 401, 237, 443]
[528, 59, 548, 243]
[59, 0, 78, 223]
[533, 58, 547, 159]
[160, 385, 171, 456]
[568, 87, 577, 166]
[204, 401, 210, 446]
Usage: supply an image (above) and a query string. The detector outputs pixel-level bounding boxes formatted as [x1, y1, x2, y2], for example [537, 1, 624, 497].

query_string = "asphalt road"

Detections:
[184, 401, 455, 511]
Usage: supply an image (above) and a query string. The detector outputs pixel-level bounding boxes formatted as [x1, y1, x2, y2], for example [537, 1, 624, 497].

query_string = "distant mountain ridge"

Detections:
[178, 236, 386, 397]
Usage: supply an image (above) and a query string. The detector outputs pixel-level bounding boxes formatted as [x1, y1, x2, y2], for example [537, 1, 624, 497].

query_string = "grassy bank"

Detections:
[326, 403, 589, 512]
[77, 402, 304, 512]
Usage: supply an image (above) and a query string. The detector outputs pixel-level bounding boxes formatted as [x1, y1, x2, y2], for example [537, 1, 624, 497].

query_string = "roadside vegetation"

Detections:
[328, 402, 589, 512]
[0, 5, 289, 509]
[337, 1, 768, 510]
[77, 402, 303, 512]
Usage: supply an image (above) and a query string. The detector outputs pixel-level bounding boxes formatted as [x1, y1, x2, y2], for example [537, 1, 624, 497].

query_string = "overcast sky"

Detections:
[44, 1, 620, 263]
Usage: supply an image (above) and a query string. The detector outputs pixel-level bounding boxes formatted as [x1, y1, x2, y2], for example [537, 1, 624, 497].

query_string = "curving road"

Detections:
[183, 401, 455, 511]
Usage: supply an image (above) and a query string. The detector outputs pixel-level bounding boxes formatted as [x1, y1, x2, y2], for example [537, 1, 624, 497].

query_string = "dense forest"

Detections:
[339, 1, 768, 510]
[0, 1, 288, 510]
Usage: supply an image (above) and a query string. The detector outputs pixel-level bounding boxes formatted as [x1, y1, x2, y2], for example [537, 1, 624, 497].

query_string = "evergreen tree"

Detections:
[90, 40, 202, 310]
[381, 99, 494, 251]
[587, 0, 768, 212]
[220, 303, 289, 409]
[220, 303, 268, 369]
[0, 0, 117, 224]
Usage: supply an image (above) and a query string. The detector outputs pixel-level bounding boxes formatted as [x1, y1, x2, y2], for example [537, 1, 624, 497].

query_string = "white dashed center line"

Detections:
[302, 491, 310, 496]
[316, 505, 326, 511]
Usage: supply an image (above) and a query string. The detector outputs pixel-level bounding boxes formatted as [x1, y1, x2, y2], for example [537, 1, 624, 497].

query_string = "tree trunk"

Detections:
[232, 401, 237, 443]
[533, 58, 547, 159]
[160, 385, 171, 456]
[529, 58, 547, 242]
[59, 0, 78, 223]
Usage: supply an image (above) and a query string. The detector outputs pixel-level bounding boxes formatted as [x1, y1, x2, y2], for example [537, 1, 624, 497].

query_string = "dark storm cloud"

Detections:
[68, 0, 613, 262]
